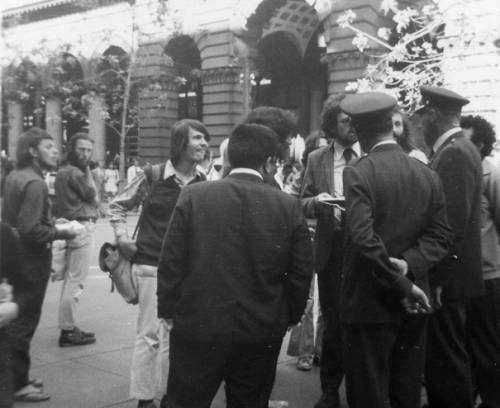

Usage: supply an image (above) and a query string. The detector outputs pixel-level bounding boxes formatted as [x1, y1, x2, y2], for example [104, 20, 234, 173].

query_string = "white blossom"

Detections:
[337, 10, 356, 29]
[377, 27, 391, 41]
[380, 0, 398, 15]
[393, 8, 418, 33]
[352, 33, 369, 52]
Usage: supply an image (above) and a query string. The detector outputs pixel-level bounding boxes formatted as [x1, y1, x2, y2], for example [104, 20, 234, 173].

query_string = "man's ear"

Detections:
[28, 146, 38, 159]
[264, 156, 277, 172]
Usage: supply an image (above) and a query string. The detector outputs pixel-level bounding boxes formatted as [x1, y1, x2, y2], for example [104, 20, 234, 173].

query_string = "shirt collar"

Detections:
[370, 140, 398, 153]
[163, 160, 204, 185]
[433, 127, 462, 153]
[229, 168, 263, 180]
[333, 140, 361, 160]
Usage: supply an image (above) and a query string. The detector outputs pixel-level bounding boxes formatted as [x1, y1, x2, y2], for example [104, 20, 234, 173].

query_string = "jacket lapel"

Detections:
[322, 147, 335, 194]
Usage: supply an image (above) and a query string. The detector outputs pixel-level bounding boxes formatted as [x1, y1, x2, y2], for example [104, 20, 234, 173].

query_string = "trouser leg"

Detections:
[8, 273, 49, 391]
[165, 334, 225, 408]
[342, 323, 395, 408]
[389, 316, 427, 408]
[225, 340, 282, 408]
[425, 300, 473, 408]
[467, 278, 500, 408]
[130, 264, 170, 400]
[58, 222, 94, 330]
[0, 331, 13, 408]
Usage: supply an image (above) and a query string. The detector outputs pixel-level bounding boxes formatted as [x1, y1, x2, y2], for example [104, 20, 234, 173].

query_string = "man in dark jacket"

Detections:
[340, 93, 452, 408]
[300, 94, 360, 408]
[157, 123, 313, 408]
[416, 87, 484, 408]
[3, 128, 77, 402]
[53, 132, 98, 347]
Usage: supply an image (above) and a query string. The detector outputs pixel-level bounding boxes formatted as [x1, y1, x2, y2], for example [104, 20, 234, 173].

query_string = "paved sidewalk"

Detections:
[13, 216, 329, 408]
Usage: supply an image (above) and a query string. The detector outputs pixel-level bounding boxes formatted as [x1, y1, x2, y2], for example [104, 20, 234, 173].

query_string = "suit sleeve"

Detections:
[432, 146, 477, 286]
[343, 166, 413, 297]
[300, 158, 318, 218]
[401, 172, 453, 282]
[285, 199, 314, 324]
[157, 188, 191, 320]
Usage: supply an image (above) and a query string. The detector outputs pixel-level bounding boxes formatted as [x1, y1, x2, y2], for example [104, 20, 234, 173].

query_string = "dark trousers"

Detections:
[317, 235, 344, 404]
[162, 333, 282, 408]
[425, 300, 474, 408]
[342, 317, 427, 408]
[0, 330, 13, 408]
[467, 278, 500, 408]
[7, 257, 50, 391]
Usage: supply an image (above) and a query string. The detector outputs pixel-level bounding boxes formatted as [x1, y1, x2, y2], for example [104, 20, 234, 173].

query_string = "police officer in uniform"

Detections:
[340, 92, 452, 408]
[417, 86, 484, 408]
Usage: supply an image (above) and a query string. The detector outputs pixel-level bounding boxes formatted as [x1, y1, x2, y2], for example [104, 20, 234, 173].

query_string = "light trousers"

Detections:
[130, 264, 170, 400]
[58, 221, 95, 330]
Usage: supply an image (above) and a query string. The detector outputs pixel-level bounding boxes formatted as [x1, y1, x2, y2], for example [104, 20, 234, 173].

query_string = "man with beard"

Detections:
[300, 94, 360, 408]
[3, 128, 78, 402]
[54, 132, 99, 347]
[416, 86, 484, 408]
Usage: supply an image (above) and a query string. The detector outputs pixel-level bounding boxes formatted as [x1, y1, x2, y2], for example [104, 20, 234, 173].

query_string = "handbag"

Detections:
[98, 164, 163, 304]
[99, 241, 138, 304]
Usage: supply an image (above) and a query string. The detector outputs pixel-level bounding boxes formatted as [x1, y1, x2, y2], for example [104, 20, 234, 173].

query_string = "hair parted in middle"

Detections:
[170, 119, 210, 166]
[228, 123, 281, 170]
[65, 132, 94, 166]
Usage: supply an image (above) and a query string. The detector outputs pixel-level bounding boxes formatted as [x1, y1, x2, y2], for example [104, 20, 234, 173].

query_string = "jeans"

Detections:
[58, 221, 95, 330]
[7, 253, 51, 391]
[130, 264, 170, 400]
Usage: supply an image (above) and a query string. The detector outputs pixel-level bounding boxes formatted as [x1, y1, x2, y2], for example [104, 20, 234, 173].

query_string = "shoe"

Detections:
[14, 384, 51, 402]
[296, 355, 313, 371]
[268, 401, 288, 408]
[59, 328, 97, 347]
[313, 393, 340, 408]
[73, 326, 95, 338]
[29, 378, 43, 388]
[138, 400, 157, 408]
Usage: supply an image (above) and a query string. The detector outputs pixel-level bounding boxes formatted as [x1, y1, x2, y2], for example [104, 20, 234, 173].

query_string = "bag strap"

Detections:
[131, 163, 163, 240]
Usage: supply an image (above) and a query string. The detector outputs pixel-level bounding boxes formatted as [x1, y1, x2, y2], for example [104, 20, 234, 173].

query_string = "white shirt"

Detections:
[433, 127, 462, 154]
[229, 168, 263, 180]
[333, 140, 361, 196]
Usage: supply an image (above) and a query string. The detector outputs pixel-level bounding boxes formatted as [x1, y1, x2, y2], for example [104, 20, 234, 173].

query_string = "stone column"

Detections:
[134, 42, 180, 163]
[45, 98, 63, 153]
[7, 101, 23, 159]
[88, 97, 106, 164]
[201, 66, 244, 151]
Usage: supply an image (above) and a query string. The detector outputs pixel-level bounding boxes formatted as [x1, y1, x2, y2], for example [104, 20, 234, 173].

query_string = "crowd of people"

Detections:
[0, 84, 499, 408]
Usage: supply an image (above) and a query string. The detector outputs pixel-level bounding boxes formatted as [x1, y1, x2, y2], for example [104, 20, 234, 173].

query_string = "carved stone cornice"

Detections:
[201, 66, 241, 86]
[322, 50, 380, 71]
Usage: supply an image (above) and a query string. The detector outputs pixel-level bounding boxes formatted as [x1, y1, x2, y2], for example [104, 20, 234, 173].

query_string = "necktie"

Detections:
[343, 147, 354, 164]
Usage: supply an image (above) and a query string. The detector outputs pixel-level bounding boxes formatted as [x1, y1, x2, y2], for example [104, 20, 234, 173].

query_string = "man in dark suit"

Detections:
[157, 123, 313, 408]
[300, 94, 360, 408]
[416, 86, 484, 408]
[340, 93, 452, 408]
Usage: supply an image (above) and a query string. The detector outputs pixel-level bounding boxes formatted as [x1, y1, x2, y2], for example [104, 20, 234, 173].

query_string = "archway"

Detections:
[165, 35, 203, 121]
[50, 53, 86, 140]
[250, 0, 327, 136]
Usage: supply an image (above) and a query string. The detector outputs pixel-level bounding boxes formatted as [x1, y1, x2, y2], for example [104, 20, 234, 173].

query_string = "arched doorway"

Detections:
[50, 53, 86, 140]
[165, 35, 203, 121]
[250, 0, 327, 136]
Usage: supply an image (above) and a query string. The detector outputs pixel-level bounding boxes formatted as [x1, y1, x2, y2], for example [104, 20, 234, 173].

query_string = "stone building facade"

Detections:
[2, 0, 499, 165]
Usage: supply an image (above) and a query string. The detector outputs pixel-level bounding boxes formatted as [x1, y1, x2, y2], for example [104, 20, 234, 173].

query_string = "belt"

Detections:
[74, 217, 97, 223]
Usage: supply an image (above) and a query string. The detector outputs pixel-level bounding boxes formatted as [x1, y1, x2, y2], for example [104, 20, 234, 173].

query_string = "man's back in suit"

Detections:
[157, 123, 313, 408]
[158, 173, 312, 343]
[342, 143, 451, 323]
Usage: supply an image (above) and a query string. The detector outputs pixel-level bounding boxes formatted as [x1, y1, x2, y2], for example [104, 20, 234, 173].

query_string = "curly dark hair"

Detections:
[460, 115, 496, 158]
[320, 94, 346, 139]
